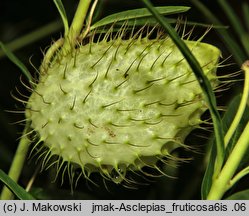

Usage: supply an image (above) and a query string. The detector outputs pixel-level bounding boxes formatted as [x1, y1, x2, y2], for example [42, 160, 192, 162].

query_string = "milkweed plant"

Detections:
[0, 0, 249, 200]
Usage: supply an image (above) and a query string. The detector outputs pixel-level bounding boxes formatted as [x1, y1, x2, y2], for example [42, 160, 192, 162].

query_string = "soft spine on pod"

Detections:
[25, 29, 220, 185]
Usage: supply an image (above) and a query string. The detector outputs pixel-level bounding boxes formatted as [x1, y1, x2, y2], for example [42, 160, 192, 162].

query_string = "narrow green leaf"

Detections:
[53, 0, 69, 36]
[1, 124, 31, 200]
[91, 6, 190, 30]
[0, 20, 62, 59]
[140, 0, 225, 176]
[0, 169, 34, 200]
[226, 189, 249, 200]
[113, 17, 228, 29]
[241, 34, 249, 58]
[92, 17, 227, 36]
[201, 143, 216, 199]
[0, 42, 32, 82]
[242, 2, 249, 56]
[243, 2, 249, 31]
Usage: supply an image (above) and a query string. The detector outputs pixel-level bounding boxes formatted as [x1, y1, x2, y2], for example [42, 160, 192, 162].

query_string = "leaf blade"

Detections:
[201, 142, 216, 199]
[53, 0, 69, 35]
[0, 42, 32, 82]
[91, 6, 190, 30]
[0, 169, 34, 200]
[226, 189, 249, 200]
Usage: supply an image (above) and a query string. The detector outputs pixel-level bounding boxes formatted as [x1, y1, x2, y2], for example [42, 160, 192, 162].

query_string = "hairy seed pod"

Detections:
[25, 29, 220, 185]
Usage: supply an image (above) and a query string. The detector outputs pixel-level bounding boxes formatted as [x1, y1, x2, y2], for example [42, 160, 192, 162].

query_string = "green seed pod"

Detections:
[25, 28, 220, 186]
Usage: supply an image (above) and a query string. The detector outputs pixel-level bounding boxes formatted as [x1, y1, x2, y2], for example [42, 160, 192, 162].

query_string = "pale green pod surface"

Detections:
[26, 35, 220, 184]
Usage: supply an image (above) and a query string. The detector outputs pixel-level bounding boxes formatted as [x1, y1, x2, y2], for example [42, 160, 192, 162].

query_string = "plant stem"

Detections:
[207, 61, 249, 200]
[79, 0, 99, 40]
[62, 0, 92, 53]
[0, 125, 30, 200]
[224, 61, 249, 147]
[230, 167, 249, 189]
[207, 121, 249, 200]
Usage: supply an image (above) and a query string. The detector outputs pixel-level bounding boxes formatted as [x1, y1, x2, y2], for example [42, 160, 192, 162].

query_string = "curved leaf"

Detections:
[0, 21, 62, 59]
[53, 0, 69, 35]
[0, 42, 32, 82]
[201, 143, 216, 199]
[114, 17, 227, 28]
[226, 189, 249, 200]
[0, 169, 34, 200]
[91, 6, 190, 30]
